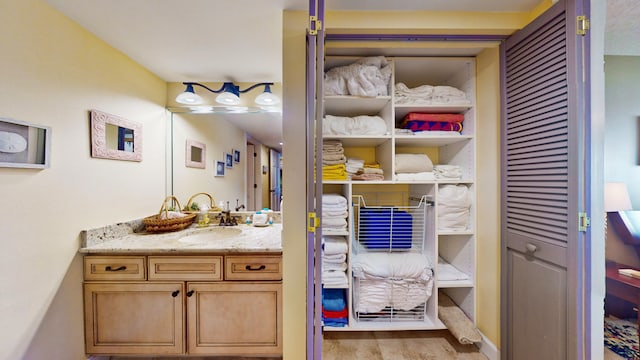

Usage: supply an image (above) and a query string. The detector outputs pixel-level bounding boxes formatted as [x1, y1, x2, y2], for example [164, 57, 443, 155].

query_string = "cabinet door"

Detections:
[187, 282, 282, 356]
[84, 282, 184, 355]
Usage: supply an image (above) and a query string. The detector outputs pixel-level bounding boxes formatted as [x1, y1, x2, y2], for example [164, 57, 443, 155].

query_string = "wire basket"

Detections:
[352, 195, 431, 253]
[353, 276, 430, 322]
[143, 196, 196, 233]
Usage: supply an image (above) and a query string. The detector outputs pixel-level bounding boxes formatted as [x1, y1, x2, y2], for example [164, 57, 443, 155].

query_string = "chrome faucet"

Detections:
[235, 199, 245, 212]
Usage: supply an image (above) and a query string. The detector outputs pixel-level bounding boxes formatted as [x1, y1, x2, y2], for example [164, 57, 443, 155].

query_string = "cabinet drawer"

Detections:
[148, 256, 223, 281]
[225, 255, 282, 281]
[84, 256, 146, 281]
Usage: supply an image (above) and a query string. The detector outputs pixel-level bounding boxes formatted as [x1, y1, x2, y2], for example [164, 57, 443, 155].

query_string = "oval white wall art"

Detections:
[0, 131, 27, 153]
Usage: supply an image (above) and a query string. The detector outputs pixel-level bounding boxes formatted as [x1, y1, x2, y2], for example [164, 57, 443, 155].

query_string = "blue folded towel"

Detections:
[323, 317, 348, 327]
[322, 288, 346, 311]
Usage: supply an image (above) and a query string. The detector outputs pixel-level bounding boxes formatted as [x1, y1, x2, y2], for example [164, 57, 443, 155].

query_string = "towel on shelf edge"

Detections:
[322, 306, 348, 319]
[323, 194, 348, 206]
[322, 236, 348, 255]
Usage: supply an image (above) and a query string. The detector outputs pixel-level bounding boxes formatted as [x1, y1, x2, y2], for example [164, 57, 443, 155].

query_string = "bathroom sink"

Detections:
[178, 227, 243, 243]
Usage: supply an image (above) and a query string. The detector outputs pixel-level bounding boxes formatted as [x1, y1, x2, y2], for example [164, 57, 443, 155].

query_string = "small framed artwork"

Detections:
[215, 160, 225, 177]
[233, 149, 241, 163]
[0, 117, 51, 169]
[225, 152, 233, 168]
[185, 139, 206, 169]
[90, 109, 141, 162]
[262, 165, 268, 174]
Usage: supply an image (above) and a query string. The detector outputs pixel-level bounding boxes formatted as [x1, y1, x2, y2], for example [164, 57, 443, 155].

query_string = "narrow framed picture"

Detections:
[233, 148, 241, 163]
[215, 160, 225, 177]
[0, 117, 51, 169]
[225, 152, 233, 168]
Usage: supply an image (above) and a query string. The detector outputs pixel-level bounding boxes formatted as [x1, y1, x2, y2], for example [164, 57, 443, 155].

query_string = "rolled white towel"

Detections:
[395, 153, 434, 173]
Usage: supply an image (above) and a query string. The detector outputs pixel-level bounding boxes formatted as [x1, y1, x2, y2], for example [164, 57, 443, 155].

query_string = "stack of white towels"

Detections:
[322, 236, 349, 288]
[346, 158, 365, 178]
[352, 253, 434, 313]
[394, 82, 470, 105]
[322, 194, 348, 234]
[438, 185, 471, 231]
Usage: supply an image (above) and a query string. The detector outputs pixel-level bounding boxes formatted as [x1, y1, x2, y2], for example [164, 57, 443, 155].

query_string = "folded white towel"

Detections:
[323, 236, 348, 255]
[323, 194, 348, 206]
[322, 217, 348, 229]
[322, 261, 348, 271]
[323, 253, 347, 263]
[437, 257, 469, 281]
[322, 270, 349, 287]
[323, 115, 388, 136]
[434, 165, 463, 179]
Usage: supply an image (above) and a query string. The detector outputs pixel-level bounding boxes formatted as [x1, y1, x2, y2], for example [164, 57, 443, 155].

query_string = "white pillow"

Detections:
[395, 153, 433, 173]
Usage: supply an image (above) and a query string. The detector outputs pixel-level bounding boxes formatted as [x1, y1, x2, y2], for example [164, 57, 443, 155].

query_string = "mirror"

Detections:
[90, 109, 142, 161]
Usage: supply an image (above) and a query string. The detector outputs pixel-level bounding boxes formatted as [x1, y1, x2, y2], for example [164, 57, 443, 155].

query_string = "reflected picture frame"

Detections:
[185, 139, 206, 169]
[225, 152, 233, 168]
[215, 160, 225, 177]
[0, 117, 51, 169]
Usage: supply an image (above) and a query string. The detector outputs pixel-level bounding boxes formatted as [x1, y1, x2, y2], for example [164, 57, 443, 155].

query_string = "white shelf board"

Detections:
[323, 318, 446, 332]
[437, 279, 474, 288]
[394, 104, 472, 119]
[324, 135, 391, 147]
[394, 134, 472, 147]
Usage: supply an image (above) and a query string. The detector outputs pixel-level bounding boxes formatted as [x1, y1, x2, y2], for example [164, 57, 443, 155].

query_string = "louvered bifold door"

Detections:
[500, 0, 587, 358]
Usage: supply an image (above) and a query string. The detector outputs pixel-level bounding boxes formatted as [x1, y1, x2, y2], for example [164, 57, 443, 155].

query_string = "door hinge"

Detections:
[578, 212, 591, 232]
[308, 212, 320, 232]
[308, 16, 322, 36]
[577, 15, 590, 36]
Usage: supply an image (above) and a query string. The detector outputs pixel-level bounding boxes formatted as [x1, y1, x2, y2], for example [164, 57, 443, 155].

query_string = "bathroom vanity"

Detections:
[79, 222, 282, 357]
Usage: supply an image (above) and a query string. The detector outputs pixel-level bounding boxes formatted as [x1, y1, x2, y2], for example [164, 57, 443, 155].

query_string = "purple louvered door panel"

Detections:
[501, 0, 589, 358]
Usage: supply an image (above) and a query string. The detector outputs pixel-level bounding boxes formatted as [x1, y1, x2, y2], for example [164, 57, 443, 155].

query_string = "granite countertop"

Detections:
[79, 220, 282, 254]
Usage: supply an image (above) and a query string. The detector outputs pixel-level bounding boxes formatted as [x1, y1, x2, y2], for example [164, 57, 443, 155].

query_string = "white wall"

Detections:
[0, 1, 168, 359]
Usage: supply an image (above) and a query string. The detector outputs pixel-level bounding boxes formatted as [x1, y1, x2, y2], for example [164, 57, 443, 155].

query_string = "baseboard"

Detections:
[478, 331, 500, 360]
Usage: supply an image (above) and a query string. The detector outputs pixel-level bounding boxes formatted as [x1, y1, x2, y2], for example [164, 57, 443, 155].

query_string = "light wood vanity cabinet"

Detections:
[83, 253, 282, 357]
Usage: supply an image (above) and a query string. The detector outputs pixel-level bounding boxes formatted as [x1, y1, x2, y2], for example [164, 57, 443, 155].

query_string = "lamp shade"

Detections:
[175, 84, 204, 105]
[215, 91, 241, 105]
[254, 85, 280, 105]
[605, 182, 632, 212]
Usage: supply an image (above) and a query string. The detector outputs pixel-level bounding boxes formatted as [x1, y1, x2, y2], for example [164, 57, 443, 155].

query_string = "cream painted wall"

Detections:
[0, 1, 167, 359]
[171, 113, 246, 210]
[475, 47, 501, 348]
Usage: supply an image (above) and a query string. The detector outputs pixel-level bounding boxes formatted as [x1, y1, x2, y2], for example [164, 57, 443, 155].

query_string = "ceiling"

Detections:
[43, 0, 638, 150]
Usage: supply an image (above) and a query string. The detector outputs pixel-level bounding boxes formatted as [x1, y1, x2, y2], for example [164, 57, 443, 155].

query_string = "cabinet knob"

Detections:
[525, 243, 537, 253]
[171, 290, 180, 297]
[245, 264, 266, 271]
[105, 265, 127, 272]
[187, 290, 195, 297]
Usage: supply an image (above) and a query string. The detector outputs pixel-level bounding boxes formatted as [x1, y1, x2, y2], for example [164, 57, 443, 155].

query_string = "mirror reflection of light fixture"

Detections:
[175, 82, 280, 106]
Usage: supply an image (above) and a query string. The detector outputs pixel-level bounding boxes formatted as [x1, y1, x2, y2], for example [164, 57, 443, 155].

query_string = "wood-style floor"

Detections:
[323, 330, 487, 360]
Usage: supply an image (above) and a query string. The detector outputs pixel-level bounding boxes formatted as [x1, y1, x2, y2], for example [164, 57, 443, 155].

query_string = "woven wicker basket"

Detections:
[184, 192, 221, 213]
[143, 196, 196, 233]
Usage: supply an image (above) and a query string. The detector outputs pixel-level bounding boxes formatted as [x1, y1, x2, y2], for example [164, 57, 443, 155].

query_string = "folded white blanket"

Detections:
[322, 209, 348, 218]
[434, 165, 463, 179]
[395, 154, 434, 173]
[438, 185, 471, 231]
[394, 172, 436, 181]
[324, 56, 392, 97]
[323, 253, 347, 263]
[354, 277, 433, 312]
[352, 253, 433, 281]
[323, 115, 388, 136]
[323, 236, 348, 255]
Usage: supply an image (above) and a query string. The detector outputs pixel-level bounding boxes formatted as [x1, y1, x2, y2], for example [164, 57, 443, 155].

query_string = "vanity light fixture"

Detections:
[175, 82, 280, 106]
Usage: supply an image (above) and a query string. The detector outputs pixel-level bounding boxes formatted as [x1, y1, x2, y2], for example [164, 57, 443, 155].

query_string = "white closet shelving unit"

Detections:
[322, 55, 477, 331]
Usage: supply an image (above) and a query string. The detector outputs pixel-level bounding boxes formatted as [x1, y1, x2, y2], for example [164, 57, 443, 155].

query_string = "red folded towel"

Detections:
[322, 306, 349, 318]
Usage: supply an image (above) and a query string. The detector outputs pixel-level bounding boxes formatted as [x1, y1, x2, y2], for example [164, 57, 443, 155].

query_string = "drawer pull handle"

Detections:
[171, 290, 180, 298]
[105, 265, 127, 272]
[525, 243, 537, 253]
[187, 290, 195, 297]
[245, 264, 266, 271]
